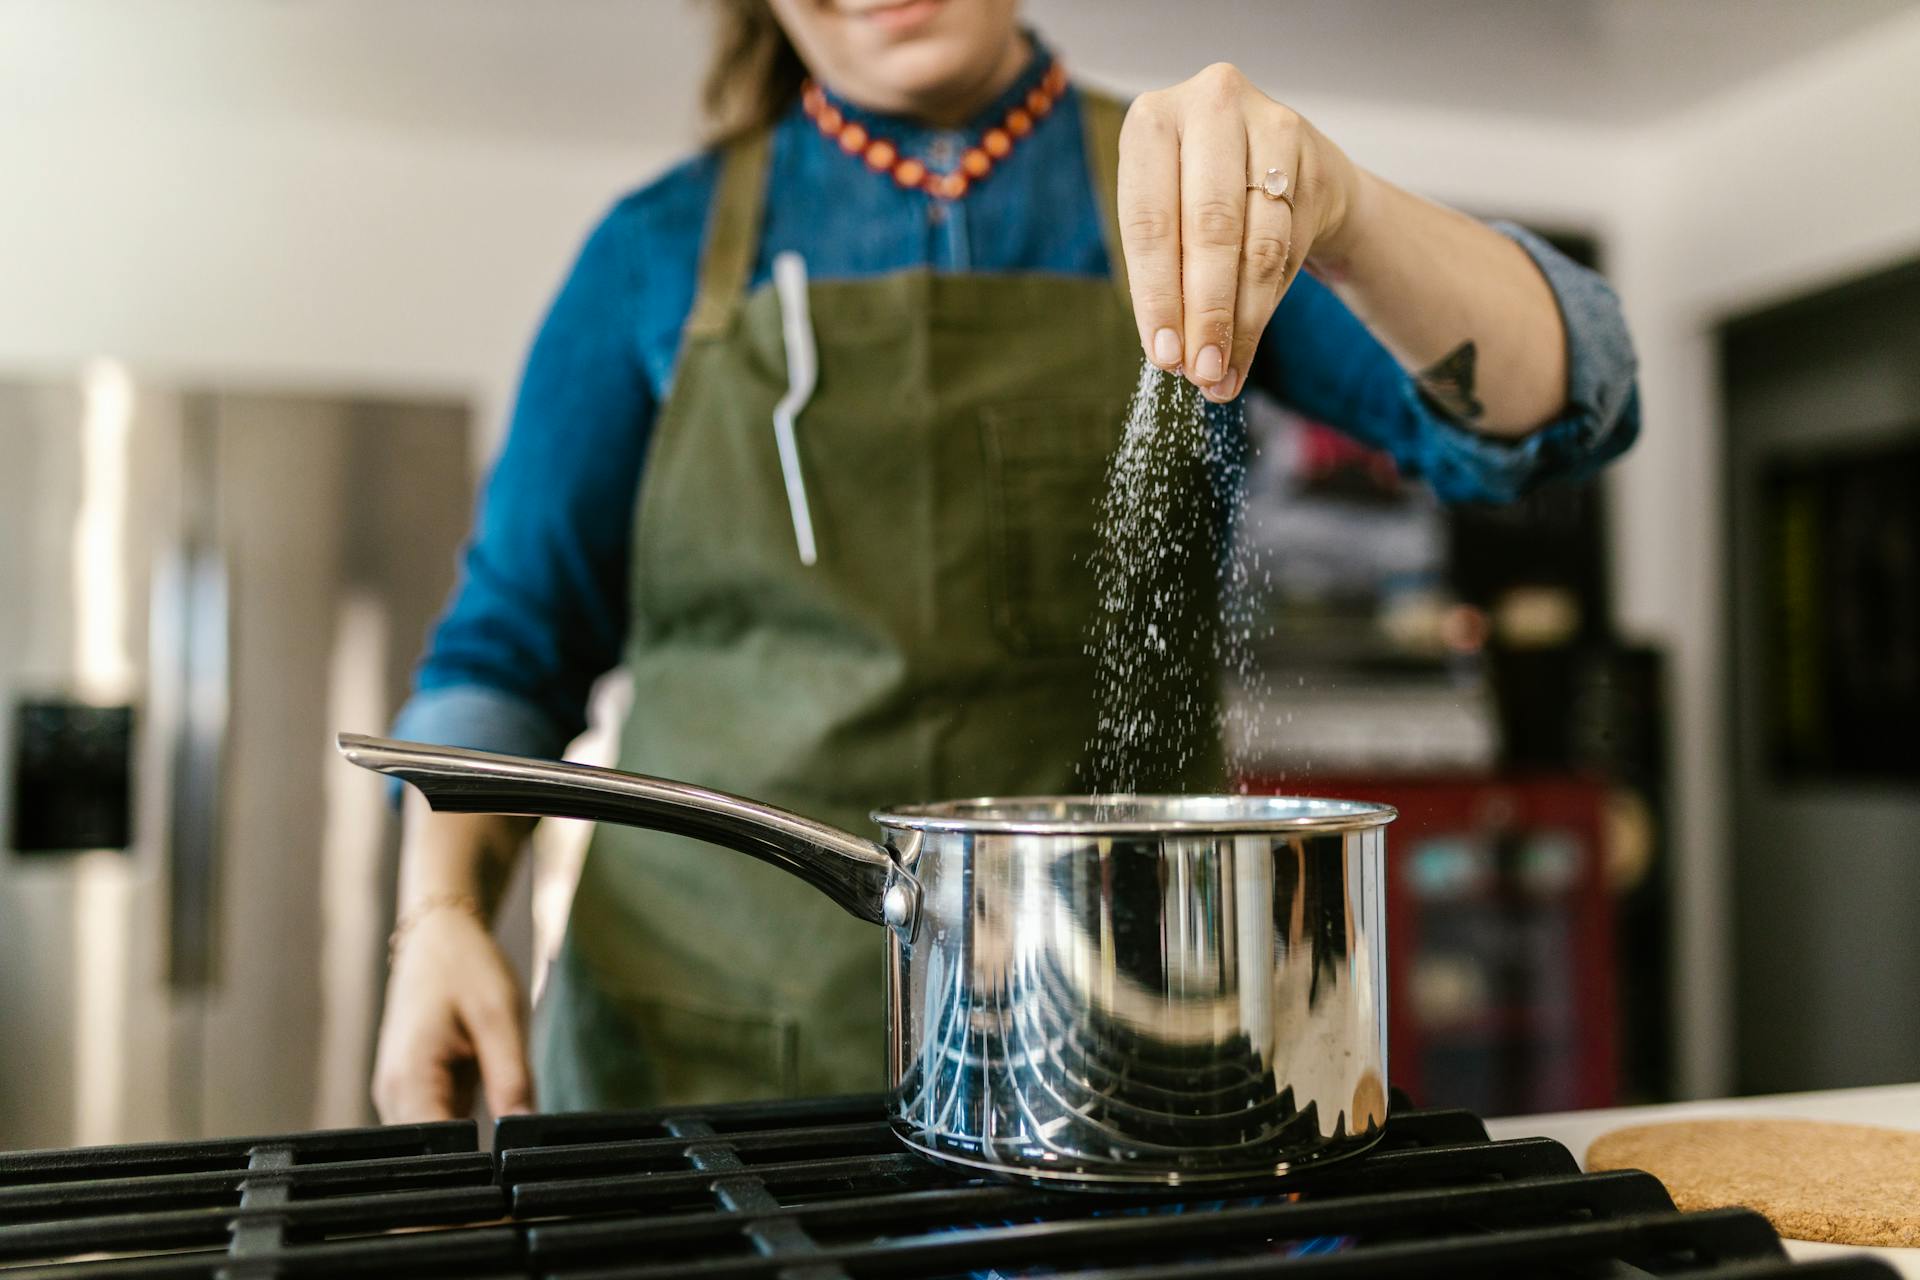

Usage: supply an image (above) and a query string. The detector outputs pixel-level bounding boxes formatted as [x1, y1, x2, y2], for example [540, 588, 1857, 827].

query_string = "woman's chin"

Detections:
[793, 0, 1025, 122]
[850, 44, 1004, 112]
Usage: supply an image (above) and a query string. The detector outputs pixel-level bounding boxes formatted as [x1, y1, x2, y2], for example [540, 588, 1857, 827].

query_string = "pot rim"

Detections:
[871, 793, 1397, 836]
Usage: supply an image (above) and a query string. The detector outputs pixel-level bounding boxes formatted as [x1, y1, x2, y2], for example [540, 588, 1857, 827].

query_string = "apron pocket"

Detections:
[981, 399, 1123, 656]
[537, 942, 801, 1108]
[618, 990, 801, 1105]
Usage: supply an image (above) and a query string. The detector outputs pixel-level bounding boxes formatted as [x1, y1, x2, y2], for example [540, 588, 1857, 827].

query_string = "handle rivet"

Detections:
[882, 883, 915, 931]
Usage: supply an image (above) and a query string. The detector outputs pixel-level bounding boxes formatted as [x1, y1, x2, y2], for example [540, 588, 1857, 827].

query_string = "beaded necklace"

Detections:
[799, 59, 1069, 202]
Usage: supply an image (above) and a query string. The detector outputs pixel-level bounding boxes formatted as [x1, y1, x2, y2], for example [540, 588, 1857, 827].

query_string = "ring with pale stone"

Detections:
[1247, 167, 1293, 206]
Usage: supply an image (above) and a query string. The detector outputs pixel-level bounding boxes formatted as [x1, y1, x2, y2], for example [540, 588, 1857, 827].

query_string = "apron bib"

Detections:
[534, 92, 1223, 1109]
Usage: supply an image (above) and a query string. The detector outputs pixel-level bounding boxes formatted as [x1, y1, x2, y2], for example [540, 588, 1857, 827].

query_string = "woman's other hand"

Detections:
[372, 904, 534, 1122]
[372, 799, 537, 1123]
[1118, 63, 1361, 402]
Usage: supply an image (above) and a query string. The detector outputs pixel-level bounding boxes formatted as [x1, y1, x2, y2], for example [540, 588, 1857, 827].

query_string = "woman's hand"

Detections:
[1118, 63, 1361, 402]
[1117, 62, 1574, 435]
[371, 906, 534, 1122]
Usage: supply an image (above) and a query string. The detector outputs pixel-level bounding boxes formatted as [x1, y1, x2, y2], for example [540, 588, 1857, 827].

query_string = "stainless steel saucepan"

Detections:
[341, 734, 1396, 1187]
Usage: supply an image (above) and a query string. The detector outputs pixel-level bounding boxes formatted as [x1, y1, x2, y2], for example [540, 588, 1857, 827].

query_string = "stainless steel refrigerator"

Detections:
[0, 366, 472, 1147]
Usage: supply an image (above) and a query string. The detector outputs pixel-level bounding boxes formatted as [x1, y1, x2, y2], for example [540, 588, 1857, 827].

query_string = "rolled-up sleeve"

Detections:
[1253, 220, 1640, 502]
[389, 197, 655, 774]
[390, 684, 572, 762]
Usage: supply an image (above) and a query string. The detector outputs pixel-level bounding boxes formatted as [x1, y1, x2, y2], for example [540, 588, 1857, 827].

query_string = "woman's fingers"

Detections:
[1117, 93, 1184, 370]
[376, 997, 527, 1123]
[373, 1028, 464, 1122]
[1117, 65, 1334, 398]
[1178, 71, 1250, 390]
[1209, 160, 1299, 402]
[465, 989, 536, 1118]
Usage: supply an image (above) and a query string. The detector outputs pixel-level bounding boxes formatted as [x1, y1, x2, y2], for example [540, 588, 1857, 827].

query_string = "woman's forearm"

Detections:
[395, 793, 535, 923]
[1310, 169, 1568, 438]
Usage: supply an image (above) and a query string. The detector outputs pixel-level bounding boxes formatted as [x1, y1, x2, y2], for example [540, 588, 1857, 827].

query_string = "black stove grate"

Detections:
[0, 1094, 1899, 1279]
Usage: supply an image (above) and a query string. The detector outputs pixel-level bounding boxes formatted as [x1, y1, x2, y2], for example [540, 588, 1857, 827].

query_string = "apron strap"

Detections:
[685, 127, 773, 339]
[1077, 87, 1133, 307]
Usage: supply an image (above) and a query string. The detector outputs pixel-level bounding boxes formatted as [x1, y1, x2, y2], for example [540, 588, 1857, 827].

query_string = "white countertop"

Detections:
[1487, 1083, 1920, 1276]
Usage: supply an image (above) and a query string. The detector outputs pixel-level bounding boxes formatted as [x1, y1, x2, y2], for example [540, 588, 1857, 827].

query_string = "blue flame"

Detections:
[956, 1197, 1356, 1278]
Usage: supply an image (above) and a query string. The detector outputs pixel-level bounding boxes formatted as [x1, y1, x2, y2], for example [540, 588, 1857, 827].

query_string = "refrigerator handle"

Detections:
[165, 414, 228, 992]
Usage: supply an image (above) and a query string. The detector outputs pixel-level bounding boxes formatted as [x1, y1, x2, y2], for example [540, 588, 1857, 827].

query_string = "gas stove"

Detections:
[0, 1093, 1898, 1278]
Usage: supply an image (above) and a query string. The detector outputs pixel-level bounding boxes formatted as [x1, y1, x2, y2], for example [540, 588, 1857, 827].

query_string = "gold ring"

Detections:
[1248, 167, 1292, 205]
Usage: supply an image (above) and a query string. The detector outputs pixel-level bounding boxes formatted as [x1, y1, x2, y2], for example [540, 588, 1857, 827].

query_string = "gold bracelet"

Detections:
[388, 892, 484, 967]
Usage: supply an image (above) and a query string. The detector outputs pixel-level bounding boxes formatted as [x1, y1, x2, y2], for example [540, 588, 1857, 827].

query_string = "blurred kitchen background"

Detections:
[2, 0, 1917, 1147]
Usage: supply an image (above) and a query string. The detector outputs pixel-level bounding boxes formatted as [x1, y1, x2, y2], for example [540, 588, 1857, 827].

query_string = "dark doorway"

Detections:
[1722, 256, 1920, 1094]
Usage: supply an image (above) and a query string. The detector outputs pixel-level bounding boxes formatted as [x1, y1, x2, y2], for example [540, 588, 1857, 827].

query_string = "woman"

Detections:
[373, 0, 1638, 1121]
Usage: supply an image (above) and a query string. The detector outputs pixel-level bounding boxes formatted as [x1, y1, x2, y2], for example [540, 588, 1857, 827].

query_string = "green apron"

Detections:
[533, 92, 1220, 1109]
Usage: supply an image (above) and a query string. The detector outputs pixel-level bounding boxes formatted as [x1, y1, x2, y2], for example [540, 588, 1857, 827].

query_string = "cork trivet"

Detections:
[1351, 1070, 1387, 1133]
[1587, 1118, 1920, 1247]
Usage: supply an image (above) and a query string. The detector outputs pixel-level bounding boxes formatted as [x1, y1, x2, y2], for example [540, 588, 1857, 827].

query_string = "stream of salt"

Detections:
[1082, 361, 1271, 795]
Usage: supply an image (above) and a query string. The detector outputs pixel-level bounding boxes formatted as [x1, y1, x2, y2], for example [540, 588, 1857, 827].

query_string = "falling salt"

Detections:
[1081, 361, 1272, 795]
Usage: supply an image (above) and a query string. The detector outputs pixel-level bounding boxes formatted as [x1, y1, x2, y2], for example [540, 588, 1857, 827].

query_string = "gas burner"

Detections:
[0, 1094, 1898, 1278]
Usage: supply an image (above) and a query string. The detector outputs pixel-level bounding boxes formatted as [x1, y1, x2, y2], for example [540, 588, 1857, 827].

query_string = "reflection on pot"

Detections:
[891, 826, 1387, 1182]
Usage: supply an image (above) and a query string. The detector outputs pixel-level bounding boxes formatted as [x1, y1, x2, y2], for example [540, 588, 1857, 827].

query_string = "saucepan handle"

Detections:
[338, 734, 911, 928]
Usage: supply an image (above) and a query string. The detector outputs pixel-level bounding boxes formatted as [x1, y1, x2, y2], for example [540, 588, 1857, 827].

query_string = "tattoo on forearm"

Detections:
[1416, 340, 1485, 424]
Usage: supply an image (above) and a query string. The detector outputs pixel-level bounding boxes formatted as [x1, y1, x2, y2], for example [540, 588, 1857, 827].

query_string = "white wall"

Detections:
[1606, 8, 1920, 1098]
[0, 2, 710, 466]
[7, 1, 1920, 1102]
[0, 115, 670, 470]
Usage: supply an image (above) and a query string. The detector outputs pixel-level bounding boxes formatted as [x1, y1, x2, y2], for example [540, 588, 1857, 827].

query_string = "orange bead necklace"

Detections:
[799, 60, 1069, 202]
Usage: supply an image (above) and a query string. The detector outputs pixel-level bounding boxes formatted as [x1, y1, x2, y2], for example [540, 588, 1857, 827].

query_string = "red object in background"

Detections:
[1244, 773, 1619, 1117]
[1293, 420, 1405, 493]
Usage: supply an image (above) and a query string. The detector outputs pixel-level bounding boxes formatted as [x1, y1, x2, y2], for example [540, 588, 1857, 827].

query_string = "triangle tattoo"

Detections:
[1416, 340, 1486, 425]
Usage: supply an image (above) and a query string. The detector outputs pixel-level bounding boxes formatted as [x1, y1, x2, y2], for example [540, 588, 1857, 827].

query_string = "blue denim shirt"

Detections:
[395, 48, 1640, 762]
